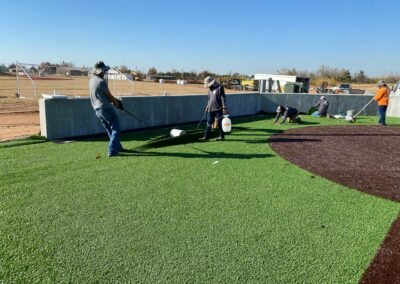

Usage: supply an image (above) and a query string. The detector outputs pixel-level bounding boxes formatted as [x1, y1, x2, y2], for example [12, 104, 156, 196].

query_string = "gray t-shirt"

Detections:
[206, 84, 226, 112]
[89, 75, 113, 110]
[314, 99, 329, 115]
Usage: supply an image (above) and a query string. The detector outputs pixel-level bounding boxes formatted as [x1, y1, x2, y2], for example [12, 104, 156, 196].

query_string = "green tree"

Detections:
[339, 69, 352, 82]
[353, 70, 368, 83]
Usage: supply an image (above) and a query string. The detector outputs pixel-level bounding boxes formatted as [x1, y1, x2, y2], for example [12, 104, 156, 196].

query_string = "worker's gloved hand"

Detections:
[116, 99, 124, 110]
[223, 107, 228, 115]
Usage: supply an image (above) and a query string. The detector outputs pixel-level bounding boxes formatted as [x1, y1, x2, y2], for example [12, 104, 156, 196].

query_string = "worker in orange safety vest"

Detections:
[374, 80, 390, 125]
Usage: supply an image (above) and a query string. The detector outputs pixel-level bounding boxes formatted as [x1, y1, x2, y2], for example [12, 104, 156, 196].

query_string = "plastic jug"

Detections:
[222, 115, 232, 133]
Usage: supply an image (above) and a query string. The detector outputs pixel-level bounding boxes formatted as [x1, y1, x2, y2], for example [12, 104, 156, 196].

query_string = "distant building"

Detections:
[39, 66, 57, 76]
[145, 74, 176, 81]
[104, 69, 132, 80]
[56, 67, 88, 77]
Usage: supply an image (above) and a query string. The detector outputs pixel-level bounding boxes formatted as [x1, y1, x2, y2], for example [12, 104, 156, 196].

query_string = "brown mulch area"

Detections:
[359, 217, 400, 284]
[269, 125, 400, 284]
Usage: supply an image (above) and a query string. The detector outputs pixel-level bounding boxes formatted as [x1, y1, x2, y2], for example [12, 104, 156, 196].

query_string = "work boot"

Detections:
[198, 137, 209, 142]
[216, 137, 224, 141]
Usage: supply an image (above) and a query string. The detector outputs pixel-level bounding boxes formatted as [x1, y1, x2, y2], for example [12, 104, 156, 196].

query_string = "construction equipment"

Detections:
[284, 82, 308, 93]
[240, 79, 259, 91]
[224, 78, 242, 90]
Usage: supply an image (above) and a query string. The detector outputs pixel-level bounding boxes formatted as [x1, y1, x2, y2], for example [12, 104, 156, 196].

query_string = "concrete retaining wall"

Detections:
[40, 92, 399, 140]
[260, 93, 378, 116]
[39, 93, 262, 140]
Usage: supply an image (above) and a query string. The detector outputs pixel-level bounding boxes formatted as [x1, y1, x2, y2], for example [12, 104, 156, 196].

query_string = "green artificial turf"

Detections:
[1, 115, 399, 283]
[0, 135, 48, 149]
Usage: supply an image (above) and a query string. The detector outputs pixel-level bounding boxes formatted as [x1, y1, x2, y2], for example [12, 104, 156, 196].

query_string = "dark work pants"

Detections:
[378, 105, 387, 125]
[204, 110, 224, 139]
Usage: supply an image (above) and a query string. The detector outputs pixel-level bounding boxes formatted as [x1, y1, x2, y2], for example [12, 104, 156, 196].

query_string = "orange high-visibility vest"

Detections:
[374, 87, 390, 106]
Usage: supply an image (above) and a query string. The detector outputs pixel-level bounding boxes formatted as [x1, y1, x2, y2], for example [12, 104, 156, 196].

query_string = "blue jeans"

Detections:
[378, 105, 387, 125]
[204, 110, 224, 139]
[95, 108, 123, 155]
[311, 111, 320, 117]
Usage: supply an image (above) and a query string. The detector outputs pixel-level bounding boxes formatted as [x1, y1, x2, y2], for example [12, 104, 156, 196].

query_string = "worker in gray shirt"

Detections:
[312, 96, 329, 117]
[273, 105, 301, 124]
[199, 76, 228, 141]
[89, 61, 125, 157]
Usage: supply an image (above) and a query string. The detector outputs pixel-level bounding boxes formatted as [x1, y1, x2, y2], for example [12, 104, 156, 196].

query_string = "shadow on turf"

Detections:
[118, 150, 274, 160]
[268, 138, 322, 143]
[295, 121, 320, 125]
[131, 127, 282, 150]
[280, 133, 400, 137]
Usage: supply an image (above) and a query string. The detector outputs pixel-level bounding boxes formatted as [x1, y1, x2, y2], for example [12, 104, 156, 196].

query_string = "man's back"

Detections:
[89, 75, 112, 110]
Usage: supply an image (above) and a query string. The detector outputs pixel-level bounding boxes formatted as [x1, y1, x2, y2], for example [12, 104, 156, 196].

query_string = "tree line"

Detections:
[147, 65, 400, 85]
[2, 62, 400, 85]
[276, 66, 400, 85]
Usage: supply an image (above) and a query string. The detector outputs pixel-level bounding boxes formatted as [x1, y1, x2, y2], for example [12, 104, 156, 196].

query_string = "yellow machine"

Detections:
[241, 79, 258, 91]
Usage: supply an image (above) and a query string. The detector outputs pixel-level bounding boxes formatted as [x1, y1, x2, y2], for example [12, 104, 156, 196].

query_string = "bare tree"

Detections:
[119, 65, 129, 73]
[198, 70, 215, 79]
[147, 67, 157, 75]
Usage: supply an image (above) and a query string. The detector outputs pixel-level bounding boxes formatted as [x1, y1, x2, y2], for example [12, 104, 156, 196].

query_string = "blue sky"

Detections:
[0, 0, 399, 76]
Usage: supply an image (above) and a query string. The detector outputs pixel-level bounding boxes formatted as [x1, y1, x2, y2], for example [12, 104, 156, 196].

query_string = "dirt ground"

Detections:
[269, 125, 400, 283]
[0, 76, 247, 141]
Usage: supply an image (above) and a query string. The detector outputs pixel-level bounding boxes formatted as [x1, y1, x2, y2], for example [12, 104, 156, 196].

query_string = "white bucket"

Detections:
[345, 110, 355, 121]
[170, 129, 186, 137]
[222, 116, 232, 133]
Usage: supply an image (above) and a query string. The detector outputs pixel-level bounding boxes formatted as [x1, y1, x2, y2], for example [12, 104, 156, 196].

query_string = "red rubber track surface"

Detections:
[269, 125, 400, 284]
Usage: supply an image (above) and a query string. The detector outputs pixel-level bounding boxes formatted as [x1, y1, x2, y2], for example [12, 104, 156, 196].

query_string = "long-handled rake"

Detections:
[122, 108, 187, 138]
[197, 112, 207, 128]
[347, 97, 375, 122]
[122, 109, 150, 127]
